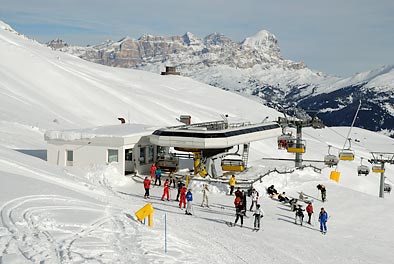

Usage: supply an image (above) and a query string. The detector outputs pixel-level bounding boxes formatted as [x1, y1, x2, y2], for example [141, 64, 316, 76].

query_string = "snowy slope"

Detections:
[1, 21, 394, 264]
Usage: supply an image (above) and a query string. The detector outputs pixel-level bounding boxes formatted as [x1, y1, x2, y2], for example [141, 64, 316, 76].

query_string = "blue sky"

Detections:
[1, 0, 394, 76]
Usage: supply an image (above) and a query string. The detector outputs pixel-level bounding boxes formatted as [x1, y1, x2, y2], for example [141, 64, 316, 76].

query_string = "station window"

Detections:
[108, 149, 118, 163]
[147, 145, 154, 163]
[66, 150, 73, 166]
[139, 147, 146, 164]
[66, 150, 73, 161]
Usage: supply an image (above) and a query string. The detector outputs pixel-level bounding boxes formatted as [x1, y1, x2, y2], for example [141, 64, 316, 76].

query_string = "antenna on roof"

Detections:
[220, 114, 228, 123]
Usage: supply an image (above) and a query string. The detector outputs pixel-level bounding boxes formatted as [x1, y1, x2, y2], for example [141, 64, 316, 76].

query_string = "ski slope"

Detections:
[0, 21, 394, 263]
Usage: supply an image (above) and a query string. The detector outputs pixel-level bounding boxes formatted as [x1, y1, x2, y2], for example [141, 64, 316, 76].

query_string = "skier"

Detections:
[150, 163, 157, 182]
[234, 187, 242, 198]
[176, 178, 184, 201]
[267, 185, 278, 196]
[318, 207, 329, 234]
[229, 175, 236, 195]
[317, 184, 327, 202]
[306, 202, 314, 224]
[179, 185, 187, 209]
[161, 179, 170, 201]
[154, 167, 162, 186]
[278, 192, 290, 203]
[185, 189, 193, 215]
[234, 200, 245, 227]
[241, 190, 247, 216]
[201, 184, 209, 207]
[169, 171, 176, 188]
[253, 204, 264, 230]
[295, 204, 305, 225]
[143, 176, 151, 199]
[289, 198, 298, 212]
[249, 188, 259, 211]
[234, 195, 242, 208]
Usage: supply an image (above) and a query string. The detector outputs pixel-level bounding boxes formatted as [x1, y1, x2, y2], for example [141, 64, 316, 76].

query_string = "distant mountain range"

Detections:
[48, 31, 394, 137]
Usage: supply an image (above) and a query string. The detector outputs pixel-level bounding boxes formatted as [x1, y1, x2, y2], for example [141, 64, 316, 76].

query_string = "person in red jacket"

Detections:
[143, 176, 151, 199]
[179, 185, 187, 208]
[306, 202, 314, 224]
[150, 163, 157, 182]
[161, 179, 171, 201]
[234, 196, 242, 208]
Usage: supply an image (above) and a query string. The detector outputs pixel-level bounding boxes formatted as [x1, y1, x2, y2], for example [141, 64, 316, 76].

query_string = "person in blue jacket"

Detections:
[185, 189, 193, 215]
[318, 207, 329, 234]
[154, 167, 162, 186]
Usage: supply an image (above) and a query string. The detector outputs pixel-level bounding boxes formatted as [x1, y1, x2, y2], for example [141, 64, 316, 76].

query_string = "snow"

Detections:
[1, 21, 394, 264]
[242, 30, 276, 47]
[45, 123, 158, 141]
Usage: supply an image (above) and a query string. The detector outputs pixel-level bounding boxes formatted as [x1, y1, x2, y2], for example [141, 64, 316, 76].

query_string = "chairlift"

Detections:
[384, 183, 392, 193]
[286, 140, 306, 153]
[277, 128, 293, 150]
[372, 165, 385, 173]
[357, 157, 370, 176]
[221, 158, 245, 172]
[156, 154, 179, 172]
[338, 138, 355, 161]
[357, 165, 370, 176]
[339, 150, 355, 161]
[324, 145, 339, 167]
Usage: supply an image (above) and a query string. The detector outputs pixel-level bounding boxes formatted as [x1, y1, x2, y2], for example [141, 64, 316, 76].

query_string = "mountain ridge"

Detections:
[19, 22, 394, 136]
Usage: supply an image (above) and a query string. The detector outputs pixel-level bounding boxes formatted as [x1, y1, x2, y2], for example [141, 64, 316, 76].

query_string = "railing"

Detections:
[166, 120, 255, 131]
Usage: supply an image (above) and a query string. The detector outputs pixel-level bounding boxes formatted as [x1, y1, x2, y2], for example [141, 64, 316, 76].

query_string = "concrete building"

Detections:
[45, 124, 159, 175]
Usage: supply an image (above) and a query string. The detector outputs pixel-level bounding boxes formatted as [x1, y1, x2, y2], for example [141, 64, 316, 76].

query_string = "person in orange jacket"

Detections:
[179, 185, 187, 208]
[161, 179, 171, 201]
[143, 176, 151, 199]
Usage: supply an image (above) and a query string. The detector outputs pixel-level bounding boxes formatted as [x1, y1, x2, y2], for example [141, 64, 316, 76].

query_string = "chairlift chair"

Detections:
[357, 165, 370, 176]
[339, 138, 355, 161]
[357, 158, 369, 176]
[156, 154, 179, 172]
[339, 150, 355, 161]
[324, 145, 339, 167]
[372, 165, 385, 173]
[286, 140, 306, 153]
[221, 158, 245, 172]
[324, 155, 339, 167]
[384, 183, 392, 193]
[277, 133, 293, 150]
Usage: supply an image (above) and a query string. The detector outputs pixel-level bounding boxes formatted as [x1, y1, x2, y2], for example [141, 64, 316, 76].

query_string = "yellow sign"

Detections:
[330, 171, 340, 182]
[135, 203, 154, 227]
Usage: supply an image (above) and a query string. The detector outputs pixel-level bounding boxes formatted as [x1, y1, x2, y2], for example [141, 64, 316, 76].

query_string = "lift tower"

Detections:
[278, 111, 324, 168]
[369, 152, 394, 198]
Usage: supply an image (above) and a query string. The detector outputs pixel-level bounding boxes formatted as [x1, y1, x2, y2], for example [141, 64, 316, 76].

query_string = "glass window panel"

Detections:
[108, 149, 118, 163]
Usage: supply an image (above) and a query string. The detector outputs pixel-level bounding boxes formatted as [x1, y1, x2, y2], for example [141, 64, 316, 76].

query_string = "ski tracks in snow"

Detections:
[0, 194, 153, 263]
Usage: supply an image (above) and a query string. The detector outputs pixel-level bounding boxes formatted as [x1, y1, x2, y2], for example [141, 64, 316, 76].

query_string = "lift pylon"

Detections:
[368, 152, 394, 198]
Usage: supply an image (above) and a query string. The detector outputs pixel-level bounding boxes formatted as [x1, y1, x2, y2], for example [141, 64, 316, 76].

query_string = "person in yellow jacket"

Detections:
[229, 175, 236, 195]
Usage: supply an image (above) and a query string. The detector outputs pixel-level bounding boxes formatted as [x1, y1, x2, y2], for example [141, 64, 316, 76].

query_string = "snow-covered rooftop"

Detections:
[44, 123, 158, 141]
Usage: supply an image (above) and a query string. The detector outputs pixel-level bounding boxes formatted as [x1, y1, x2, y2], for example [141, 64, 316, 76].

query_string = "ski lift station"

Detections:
[44, 119, 282, 177]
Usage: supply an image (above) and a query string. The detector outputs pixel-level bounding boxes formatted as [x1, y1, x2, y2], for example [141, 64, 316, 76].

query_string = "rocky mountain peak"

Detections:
[203, 33, 234, 46]
[182, 32, 202, 47]
[47, 38, 69, 49]
[241, 29, 280, 55]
